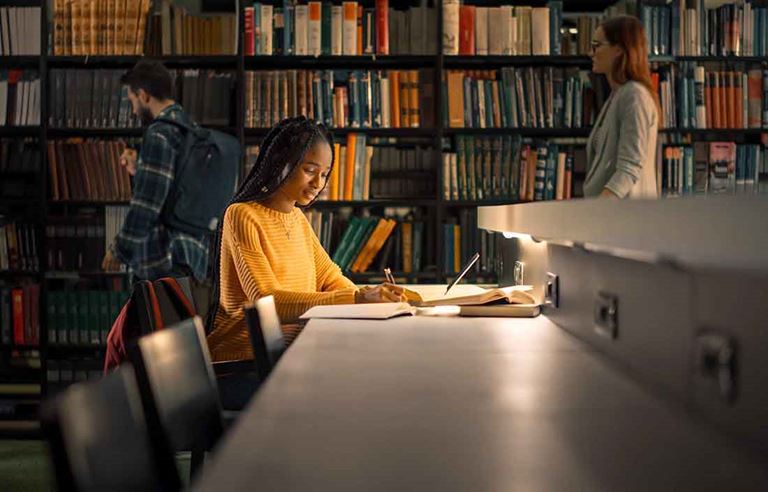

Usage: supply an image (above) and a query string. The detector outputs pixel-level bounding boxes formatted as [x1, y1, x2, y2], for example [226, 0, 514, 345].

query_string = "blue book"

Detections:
[544, 144, 558, 200]
[684, 146, 693, 194]
[763, 68, 768, 126]
[462, 76, 472, 128]
[670, 0, 680, 55]
[349, 71, 360, 127]
[324, 71, 334, 127]
[483, 80, 494, 128]
[659, 6, 669, 55]
[651, 7, 659, 56]
[534, 144, 548, 201]
[371, 71, 381, 128]
[549, 1, 562, 55]
[471, 79, 480, 128]
[283, 1, 294, 55]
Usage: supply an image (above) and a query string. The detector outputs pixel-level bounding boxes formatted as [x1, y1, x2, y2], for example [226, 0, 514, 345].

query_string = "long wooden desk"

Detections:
[194, 316, 768, 491]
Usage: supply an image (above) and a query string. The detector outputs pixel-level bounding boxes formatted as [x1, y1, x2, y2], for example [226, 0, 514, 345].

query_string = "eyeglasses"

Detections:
[590, 40, 611, 52]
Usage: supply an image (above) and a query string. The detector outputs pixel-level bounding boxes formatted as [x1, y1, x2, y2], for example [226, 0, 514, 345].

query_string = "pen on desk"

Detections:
[444, 252, 480, 296]
[384, 267, 396, 285]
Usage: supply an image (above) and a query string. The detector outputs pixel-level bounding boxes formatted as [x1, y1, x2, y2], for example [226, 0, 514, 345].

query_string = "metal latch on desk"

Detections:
[696, 332, 738, 404]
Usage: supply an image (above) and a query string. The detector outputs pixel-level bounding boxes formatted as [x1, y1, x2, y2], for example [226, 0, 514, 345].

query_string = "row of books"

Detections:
[0, 221, 38, 272]
[0, 283, 40, 347]
[245, 1, 436, 56]
[245, 69, 433, 129]
[47, 359, 103, 388]
[0, 7, 41, 55]
[442, 136, 583, 202]
[443, 68, 607, 129]
[315, 135, 434, 201]
[443, 2, 562, 56]
[48, 69, 137, 129]
[51, 0, 151, 56]
[306, 209, 426, 274]
[149, 0, 238, 56]
[443, 209, 501, 276]
[641, 0, 768, 57]
[654, 65, 768, 130]
[46, 207, 128, 273]
[0, 139, 40, 174]
[660, 142, 768, 196]
[47, 140, 132, 202]
[49, 69, 236, 129]
[46, 290, 129, 347]
[0, 70, 40, 127]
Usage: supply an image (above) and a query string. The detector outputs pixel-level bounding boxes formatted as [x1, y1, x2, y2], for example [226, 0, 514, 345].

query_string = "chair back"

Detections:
[42, 366, 180, 492]
[129, 316, 224, 453]
[244, 295, 285, 378]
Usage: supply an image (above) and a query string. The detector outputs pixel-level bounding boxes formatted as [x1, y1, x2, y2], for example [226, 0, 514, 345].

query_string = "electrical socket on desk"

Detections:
[513, 261, 525, 285]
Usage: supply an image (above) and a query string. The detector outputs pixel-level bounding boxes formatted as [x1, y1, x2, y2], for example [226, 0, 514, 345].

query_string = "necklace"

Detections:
[277, 214, 294, 239]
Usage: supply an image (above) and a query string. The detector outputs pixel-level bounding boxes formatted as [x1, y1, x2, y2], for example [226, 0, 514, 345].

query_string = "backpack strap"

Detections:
[156, 277, 197, 318]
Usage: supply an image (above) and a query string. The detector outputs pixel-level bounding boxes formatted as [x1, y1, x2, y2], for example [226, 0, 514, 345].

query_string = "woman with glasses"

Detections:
[584, 15, 660, 198]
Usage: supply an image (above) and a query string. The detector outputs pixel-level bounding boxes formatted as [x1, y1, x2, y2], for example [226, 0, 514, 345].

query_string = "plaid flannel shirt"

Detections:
[112, 104, 210, 281]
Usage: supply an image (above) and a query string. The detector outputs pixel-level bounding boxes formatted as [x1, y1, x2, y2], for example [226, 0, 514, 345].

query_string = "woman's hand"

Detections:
[355, 283, 406, 303]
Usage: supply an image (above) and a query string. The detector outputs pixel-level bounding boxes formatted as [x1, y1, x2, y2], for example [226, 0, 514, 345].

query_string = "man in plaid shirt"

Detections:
[101, 61, 209, 282]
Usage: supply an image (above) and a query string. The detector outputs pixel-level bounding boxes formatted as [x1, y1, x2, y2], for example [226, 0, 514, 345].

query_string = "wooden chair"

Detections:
[128, 316, 224, 479]
[42, 366, 181, 492]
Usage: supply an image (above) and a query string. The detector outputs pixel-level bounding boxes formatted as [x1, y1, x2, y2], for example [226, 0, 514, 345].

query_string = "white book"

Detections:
[531, 7, 550, 55]
[0, 8, 10, 56]
[161, 1, 172, 55]
[342, 1, 357, 55]
[380, 76, 390, 127]
[308, 1, 321, 56]
[261, 5, 273, 55]
[15, 79, 25, 126]
[331, 5, 343, 55]
[487, 7, 503, 55]
[300, 303, 417, 320]
[694, 66, 706, 129]
[295, 5, 309, 55]
[442, 0, 459, 55]
[500, 6, 513, 55]
[0, 77, 7, 126]
[475, 7, 488, 56]
[442, 153, 450, 200]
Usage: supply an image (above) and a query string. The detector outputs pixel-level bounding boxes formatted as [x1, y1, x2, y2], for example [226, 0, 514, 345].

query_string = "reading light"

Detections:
[502, 232, 531, 240]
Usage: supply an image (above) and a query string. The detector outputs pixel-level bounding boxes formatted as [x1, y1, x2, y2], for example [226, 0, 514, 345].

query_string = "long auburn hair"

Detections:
[600, 15, 662, 126]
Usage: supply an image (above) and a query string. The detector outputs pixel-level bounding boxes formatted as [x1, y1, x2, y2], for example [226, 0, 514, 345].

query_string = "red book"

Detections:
[244, 7, 255, 56]
[12, 288, 24, 345]
[375, 0, 388, 55]
[459, 5, 475, 55]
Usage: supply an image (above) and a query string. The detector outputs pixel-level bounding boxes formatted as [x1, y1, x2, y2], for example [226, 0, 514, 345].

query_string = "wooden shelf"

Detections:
[442, 128, 591, 137]
[245, 127, 436, 138]
[47, 55, 239, 68]
[245, 55, 437, 69]
[0, 56, 39, 68]
[48, 126, 237, 137]
[0, 126, 39, 137]
[650, 55, 768, 63]
[444, 55, 592, 67]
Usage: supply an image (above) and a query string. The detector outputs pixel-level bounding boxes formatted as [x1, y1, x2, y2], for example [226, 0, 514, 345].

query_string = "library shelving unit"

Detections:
[1, 0, 767, 436]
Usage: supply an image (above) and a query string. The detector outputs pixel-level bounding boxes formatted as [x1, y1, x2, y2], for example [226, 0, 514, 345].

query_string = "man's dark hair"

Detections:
[120, 60, 174, 100]
[205, 116, 334, 330]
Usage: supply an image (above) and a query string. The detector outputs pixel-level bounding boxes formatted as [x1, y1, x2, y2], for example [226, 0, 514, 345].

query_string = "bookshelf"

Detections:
[0, 0, 767, 435]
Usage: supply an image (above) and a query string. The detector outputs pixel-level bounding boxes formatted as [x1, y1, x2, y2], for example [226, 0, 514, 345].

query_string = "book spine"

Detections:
[375, 0, 388, 55]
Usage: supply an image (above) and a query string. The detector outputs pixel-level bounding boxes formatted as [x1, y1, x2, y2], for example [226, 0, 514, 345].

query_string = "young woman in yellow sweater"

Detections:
[207, 117, 405, 362]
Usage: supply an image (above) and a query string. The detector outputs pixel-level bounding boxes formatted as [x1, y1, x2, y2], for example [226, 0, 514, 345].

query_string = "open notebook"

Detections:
[299, 303, 417, 320]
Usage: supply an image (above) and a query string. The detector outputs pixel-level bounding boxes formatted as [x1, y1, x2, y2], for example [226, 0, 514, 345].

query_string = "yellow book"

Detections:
[389, 70, 400, 128]
[105, 0, 115, 55]
[362, 145, 373, 200]
[70, 0, 82, 55]
[80, 0, 92, 55]
[407, 70, 419, 128]
[53, 0, 66, 55]
[359, 219, 397, 272]
[329, 143, 341, 200]
[134, 0, 151, 55]
[343, 134, 356, 201]
[114, 0, 126, 55]
[453, 224, 461, 273]
[350, 218, 387, 273]
[446, 71, 465, 128]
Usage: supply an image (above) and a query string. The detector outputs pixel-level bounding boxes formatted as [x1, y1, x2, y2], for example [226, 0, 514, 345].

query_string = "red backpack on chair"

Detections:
[104, 277, 197, 373]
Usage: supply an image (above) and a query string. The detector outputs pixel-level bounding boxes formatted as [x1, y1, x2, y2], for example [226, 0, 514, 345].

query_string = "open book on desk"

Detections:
[412, 285, 536, 307]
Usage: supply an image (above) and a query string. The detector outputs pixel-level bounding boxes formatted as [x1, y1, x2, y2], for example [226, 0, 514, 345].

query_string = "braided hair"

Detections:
[206, 116, 335, 330]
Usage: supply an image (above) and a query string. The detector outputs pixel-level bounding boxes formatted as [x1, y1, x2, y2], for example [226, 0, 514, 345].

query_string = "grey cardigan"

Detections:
[583, 81, 659, 198]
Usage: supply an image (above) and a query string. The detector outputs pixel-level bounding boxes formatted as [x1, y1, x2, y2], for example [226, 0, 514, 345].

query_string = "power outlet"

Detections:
[594, 292, 619, 339]
[544, 272, 559, 308]
[513, 261, 525, 285]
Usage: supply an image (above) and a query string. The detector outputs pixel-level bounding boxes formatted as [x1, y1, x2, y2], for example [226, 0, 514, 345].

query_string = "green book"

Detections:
[88, 291, 101, 346]
[78, 292, 89, 346]
[321, 2, 332, 55]
[99, 291, 110, 346]
[340, 217, 376, 272]
[67, 291, 79, 345]
[332, 216, 362, 264]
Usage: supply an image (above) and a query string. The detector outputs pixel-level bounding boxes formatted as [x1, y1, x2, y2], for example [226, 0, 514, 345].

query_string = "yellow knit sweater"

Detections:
[207, 202, 357, 362]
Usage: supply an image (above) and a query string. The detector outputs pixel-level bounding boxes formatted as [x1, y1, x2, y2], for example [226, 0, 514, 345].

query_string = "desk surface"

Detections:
[195, 317, 768, 491]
